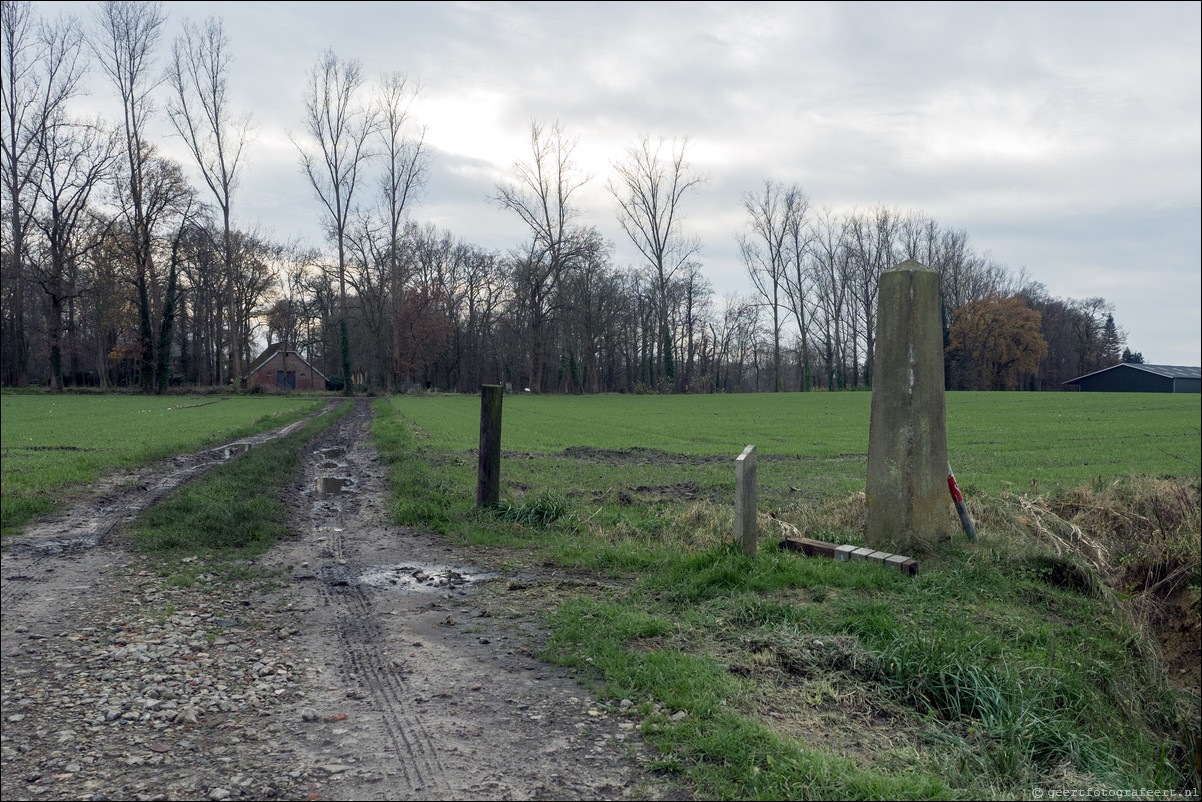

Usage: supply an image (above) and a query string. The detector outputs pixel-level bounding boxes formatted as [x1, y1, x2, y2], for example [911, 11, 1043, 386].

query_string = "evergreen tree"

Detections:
[1121, 348, 1144, 364]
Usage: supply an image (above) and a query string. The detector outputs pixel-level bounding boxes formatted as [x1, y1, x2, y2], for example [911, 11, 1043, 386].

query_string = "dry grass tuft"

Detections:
[664, 503, 732, 552]
[989, 476, 1201, 601]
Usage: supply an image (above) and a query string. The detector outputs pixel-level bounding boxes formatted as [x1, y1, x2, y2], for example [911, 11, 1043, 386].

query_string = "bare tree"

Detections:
[114, 152, 195, 392]
[712, 294, 760, 392]
[264, 241, 319, 357]
[557, 244, 620, 393]
[783, 192, 816, 390]
[843, 205, 902, 387]
[608, 135, 705, 390]
[225, 226, 277, 373]
[494, 120, 594, 393]
[462, 246, 508, 390]
[375, 71, 426, 390]
[807, 207, 851, 389]
[30, 110, 117, 391]
[91, 0, 168, 392]
[344, 211, 393, 387]
[739, 181, 808, 392]
[293, 48, 377, 393]
[675, 261, 711, 391]
[2, 0, 39, 386]
[166, 14, 252, 384]
[174, 221, 220, 383]
[3, 0, 88, 385]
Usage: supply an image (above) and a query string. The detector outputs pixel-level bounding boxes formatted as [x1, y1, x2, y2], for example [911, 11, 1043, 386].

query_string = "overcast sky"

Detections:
[40, 1, 1202, 365]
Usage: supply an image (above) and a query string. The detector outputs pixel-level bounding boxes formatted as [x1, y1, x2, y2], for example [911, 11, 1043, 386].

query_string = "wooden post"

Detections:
[735, 445, 757, 557]
[477, 384, 502, 508]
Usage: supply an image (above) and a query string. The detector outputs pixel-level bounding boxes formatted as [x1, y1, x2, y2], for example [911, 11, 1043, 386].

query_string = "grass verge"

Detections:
[2, 394, 328, 535]
[128, 401, 351, 564]
[373, 395, 1200, 800]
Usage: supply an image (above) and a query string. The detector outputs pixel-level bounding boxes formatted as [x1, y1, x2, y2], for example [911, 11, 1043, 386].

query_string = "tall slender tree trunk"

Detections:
[771, 304, 782, 392]
[136, 272, 153, 393]
[391, 254, 402, 391]
[7, 249, 30, 387]
[47, 291, 64, 393]
[224, 210, 239, 385]
[214, 302, 225, 384]
[155, 250, 179, 394]
[529, 312, 544, 394]
[338, 233, 351, 395]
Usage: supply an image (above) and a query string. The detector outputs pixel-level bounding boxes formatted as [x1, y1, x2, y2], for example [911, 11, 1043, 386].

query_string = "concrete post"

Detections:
[735, 445, 757, 557]
[477, 384, 503, 508]
[865, 260, 954, 551]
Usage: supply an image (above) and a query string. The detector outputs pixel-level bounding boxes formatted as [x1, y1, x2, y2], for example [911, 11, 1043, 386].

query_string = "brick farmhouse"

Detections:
[246, 347, 327, 391]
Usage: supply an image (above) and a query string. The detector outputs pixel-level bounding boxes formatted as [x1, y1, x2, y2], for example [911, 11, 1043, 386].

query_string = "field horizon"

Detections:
[386, 390, 1200, 506]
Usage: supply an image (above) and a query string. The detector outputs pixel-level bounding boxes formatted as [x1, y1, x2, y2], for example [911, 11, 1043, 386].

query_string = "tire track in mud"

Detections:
[322, 581, 448, 793]
[289, 399, 452, 797]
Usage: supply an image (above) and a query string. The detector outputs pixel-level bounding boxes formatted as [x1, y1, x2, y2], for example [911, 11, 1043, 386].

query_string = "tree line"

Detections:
[2, 1, 1136, 395]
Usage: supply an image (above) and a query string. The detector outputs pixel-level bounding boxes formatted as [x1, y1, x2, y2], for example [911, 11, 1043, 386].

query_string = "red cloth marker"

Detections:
[948, 463, 977, 540]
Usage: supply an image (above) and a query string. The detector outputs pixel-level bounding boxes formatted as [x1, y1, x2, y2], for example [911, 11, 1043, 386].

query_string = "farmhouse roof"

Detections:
[247, 347, 328, 381]
[1063, 364, 1201, 385]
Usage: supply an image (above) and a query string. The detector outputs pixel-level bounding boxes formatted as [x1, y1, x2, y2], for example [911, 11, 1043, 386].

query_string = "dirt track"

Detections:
[1, 399, 686, 801]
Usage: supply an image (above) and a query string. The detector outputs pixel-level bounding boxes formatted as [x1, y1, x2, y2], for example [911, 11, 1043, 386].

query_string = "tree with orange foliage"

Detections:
[947, 295, 1048, 390]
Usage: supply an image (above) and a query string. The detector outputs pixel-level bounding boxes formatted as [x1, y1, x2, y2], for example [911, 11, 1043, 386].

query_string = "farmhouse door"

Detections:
[276, 371, 297, 389]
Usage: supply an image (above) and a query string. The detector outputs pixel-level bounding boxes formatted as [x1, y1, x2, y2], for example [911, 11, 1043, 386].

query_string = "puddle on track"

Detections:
[315, 476, 355, 497]
[220, 443, 250, 459]
[15, 535, 103, 555]
[357, 563, 493, 593]
[319, 447, 346, 460]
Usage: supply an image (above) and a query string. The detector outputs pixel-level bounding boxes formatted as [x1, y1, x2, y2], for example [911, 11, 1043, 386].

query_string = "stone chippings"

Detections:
[1, 570, 341, 802]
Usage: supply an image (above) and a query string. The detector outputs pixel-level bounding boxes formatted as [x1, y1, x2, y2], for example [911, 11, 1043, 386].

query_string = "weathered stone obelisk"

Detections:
[865, 260, 954, 551]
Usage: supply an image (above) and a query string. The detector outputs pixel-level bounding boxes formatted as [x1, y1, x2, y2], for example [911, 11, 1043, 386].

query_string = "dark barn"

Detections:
[246, 348, 328, 391]
[1064, 364, 1201, 393]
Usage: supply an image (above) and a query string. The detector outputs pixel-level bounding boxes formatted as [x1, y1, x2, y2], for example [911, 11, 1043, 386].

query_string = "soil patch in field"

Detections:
[1155, 589, 1202, 692]
[556, 446, 811, 466]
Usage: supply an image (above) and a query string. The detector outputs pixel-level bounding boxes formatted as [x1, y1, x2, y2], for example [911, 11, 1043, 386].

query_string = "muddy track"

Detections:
[2, 398, 686, 801]
[265, 398, 682, 800]
[282, 400, 453, 793]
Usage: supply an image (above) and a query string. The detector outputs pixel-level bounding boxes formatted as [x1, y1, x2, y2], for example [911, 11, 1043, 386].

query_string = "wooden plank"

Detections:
[779, 536, 840, 559]
[781, 536, 919, 576]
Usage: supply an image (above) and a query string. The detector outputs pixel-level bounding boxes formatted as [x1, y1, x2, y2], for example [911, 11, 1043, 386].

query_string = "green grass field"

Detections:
[1, 393, 327, 534]
[386, 391, 1200, 509]
[373, 391, 1201, 800]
